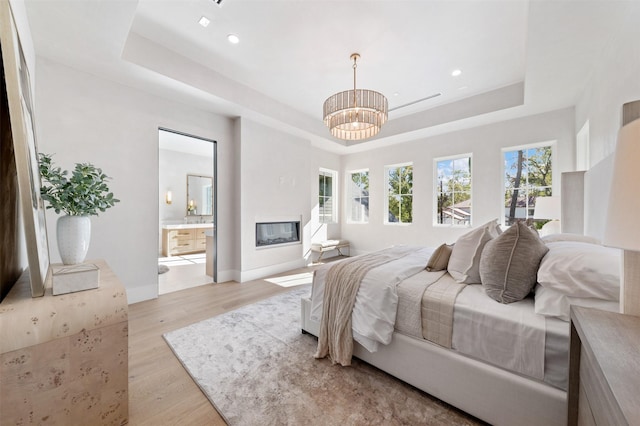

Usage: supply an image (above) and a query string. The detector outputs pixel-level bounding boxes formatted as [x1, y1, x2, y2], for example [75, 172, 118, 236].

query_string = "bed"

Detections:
[300, 221, 621, 426]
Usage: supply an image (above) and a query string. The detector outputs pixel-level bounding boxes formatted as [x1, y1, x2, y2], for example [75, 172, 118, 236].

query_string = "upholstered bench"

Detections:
[311, 239, 350, 261]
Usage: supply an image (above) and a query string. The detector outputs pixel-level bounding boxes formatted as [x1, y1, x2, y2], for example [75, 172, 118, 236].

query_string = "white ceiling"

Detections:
[23, 0, 634, 154]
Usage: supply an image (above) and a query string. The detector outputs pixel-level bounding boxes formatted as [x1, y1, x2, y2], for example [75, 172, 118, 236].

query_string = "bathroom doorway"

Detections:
[157, 128, 217, 295]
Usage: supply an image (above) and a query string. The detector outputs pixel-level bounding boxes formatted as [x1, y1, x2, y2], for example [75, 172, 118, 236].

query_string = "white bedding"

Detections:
[393, 272, 567, 388]
[310, 245, 434, 352]
[311, 246, 570, 389]
[452, 285, 546, 381]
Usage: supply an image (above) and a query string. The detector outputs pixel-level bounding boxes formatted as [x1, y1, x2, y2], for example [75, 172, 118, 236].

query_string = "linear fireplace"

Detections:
[256, 221, 301, 248]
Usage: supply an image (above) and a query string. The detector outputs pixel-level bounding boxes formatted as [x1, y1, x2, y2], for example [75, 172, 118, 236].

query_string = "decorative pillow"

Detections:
[448, 220, 501, 284]
[537, 241, 620, 301]
[534, 285, 620, 322]
[527, 225, 540, 237]
[479, 221, 549, 304]
[541, 233, 601, 245]
[426, 244, 453, 271]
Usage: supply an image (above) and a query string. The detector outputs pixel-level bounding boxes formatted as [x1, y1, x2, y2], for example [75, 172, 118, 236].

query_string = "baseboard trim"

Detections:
[216, 269, 239, 283]
[239, 258, 307, 282]
[127, 259, 311, 303]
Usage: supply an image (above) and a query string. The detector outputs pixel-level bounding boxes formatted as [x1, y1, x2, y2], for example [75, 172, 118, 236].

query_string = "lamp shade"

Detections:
[533, 196, 560, 220]
[604, 118, 640, 251]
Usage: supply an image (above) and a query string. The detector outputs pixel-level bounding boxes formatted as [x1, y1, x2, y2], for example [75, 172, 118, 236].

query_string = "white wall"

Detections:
[575, 2, 640, 239]
[340, 108, 575, 253]
[35, 58, 236, 303]
[158, 149, 214, 224]
[235, 118, 340, 281]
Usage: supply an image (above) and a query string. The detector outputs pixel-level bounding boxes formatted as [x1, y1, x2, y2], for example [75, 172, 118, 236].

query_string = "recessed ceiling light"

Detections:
[458, 86, 468, 90]
[393, 92, 400, 97]
[198, 16, 210, 28]
[227, 34, 240, 44]
[452, 69, 462, 77]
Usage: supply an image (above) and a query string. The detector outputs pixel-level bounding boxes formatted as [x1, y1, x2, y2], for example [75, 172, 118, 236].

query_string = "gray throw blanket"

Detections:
[314, 247, 415, 366]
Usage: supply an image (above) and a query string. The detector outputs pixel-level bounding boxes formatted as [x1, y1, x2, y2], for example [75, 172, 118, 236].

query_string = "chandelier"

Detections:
[323, 53, 388, 141]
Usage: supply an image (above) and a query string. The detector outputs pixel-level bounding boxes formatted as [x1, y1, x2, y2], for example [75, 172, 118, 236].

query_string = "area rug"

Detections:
[163, 287, 482, 426]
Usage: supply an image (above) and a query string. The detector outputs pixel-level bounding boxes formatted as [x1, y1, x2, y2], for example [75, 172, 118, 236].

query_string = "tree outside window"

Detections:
[348, 170, 369, 223]
[436, 156, 471, 225]
[386, 164, 413, 224]
[319, 169, 337, 223]
[504, 145, 552, 226]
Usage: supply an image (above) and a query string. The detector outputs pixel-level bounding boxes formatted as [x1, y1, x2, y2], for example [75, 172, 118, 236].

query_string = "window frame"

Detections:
[346, 169, 370, 224]
[384, 162, 413, 225]
[319, 168, 338, 224]
[433, 153, 473, 228]
[576, 121, 590, 171]
[501, 141, 556, 226]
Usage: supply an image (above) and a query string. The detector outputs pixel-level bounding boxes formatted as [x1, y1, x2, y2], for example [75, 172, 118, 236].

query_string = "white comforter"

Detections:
[310, 245, 551, 384]
[452, 285, 546, 381]
[310, 246, 434, 352]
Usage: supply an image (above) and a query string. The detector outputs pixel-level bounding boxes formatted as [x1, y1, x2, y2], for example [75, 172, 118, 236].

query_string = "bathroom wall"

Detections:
[158, 147, 214, 253]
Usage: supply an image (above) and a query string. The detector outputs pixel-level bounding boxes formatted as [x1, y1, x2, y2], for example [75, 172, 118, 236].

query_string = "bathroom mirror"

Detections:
[186, 174, 213, 216]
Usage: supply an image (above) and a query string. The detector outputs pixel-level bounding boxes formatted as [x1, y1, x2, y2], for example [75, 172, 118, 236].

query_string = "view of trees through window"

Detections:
[348, 171, 369, 223]
[386, 164, 413, 223]
[319, 169, 336, 223]
[436, 156, 472, 225]
[504, 145, 552, 226]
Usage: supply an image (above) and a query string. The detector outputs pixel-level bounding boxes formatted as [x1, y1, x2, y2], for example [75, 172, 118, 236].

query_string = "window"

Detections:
[385, 163, 413, 224]
[319, 168, 337, 223]
[503, 143, 553, 226]
[347, 170, 369, 223]
[435, 155, 472, 226]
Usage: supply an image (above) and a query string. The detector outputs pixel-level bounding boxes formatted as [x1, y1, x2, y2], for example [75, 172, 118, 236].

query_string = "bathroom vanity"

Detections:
[162, 223, 214, 257]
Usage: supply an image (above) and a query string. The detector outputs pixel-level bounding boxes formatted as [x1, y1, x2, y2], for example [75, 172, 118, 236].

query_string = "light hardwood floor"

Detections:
[128, 262, 328, 425]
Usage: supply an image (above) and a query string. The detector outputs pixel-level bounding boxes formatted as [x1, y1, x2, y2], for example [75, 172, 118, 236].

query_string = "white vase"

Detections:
[57, 215, 91, 265]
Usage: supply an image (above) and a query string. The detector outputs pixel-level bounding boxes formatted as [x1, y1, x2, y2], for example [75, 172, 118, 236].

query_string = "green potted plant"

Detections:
[39, 153, 119, 264]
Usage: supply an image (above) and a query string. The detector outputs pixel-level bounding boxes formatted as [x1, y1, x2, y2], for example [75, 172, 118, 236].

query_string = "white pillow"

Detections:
[534, 285, 620, 322]
[448, 220, 501, 284]
[541, 233, 601, 245]
[537, 241, 620, 301]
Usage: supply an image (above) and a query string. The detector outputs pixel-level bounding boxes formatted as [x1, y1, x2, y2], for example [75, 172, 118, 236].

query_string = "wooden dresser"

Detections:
[162, 225, 211, 256]
[0, 260, 128, 425]
[568, 306, 640, 426]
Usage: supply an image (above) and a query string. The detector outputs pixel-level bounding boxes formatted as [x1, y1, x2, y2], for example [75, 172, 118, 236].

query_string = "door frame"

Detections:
[158, 127, 217, 283]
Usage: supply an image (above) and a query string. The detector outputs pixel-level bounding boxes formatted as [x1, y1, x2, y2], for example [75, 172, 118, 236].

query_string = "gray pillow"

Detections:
[426, 244, 453, 271]
[448, 220, 502, 284]
[480, 221, 549, 304]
